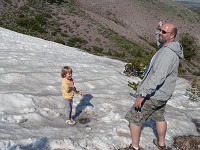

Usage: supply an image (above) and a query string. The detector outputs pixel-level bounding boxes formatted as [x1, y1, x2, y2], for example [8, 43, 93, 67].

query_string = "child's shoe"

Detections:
[66, 119, 76, 125]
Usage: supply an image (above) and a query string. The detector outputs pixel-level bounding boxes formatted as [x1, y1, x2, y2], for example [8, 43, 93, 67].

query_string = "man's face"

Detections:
[158, 25, 173, 44]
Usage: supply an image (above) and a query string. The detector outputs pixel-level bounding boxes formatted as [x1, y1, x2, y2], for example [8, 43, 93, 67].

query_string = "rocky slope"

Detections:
[74, 0, 200, 43]
[1, 0, 200, 57]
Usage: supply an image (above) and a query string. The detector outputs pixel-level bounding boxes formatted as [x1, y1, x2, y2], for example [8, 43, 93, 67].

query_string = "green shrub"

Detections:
[27, 0, 39, 5]
[180, 33, 197, 61]
[130, 57, 148, 69]
[54, 38, 65, 45]
[178, 62, 183, 75]
[92, 46, 103, 53]
[128, 81, 139, 90]
[192, 72, 200, 76]
[106, 49, 112, 56]
[46, 0, 65, 4]
[31, 23, 47, 33]
[51, 31, 57, 36]
[0, 20, 3, 26]
[83, 48, 91, 52]
[149, 42, 157, 48]
[4, 0, 12, 4]
[136, 50, 142, 58]
[114, 50, 125, 58]
[19, 5, 29, 11]
[100, 28, 147, 59]
[16, 17, 35, 28]
[67, 36, 87, 47]
[35, 13, 51, 26]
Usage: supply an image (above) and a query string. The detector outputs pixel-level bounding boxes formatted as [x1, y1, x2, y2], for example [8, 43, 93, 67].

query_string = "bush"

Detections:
[4, 0, 12, 4]
[128, 81, 139, 90]
[19, 5, 29, 11]
[178, 62, 183, 75]
[114, 50, 125, 58]
[16, 17, 35, 28]
[123, 58, 147, 78]
[149, 42, 157, 48]
[45, 0, 65, 4]
[35, 14, 48, 26]
[136, 49, 142, 58]
[31, 23, 47, 33]
[67, 36, 87, 47]
[83, 48, 91, 52]
[92, 46, 103, 53]
[106, 49, 112, 56]
[54, 38, 65, 45]
[130, 57, 148, 70]
[180, 33, 197, 61]
[192, 72, 200, 76]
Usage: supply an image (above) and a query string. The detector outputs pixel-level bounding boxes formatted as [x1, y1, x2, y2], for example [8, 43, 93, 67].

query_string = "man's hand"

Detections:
[134, 96, 145, 108]
[156, 21, 164, 30]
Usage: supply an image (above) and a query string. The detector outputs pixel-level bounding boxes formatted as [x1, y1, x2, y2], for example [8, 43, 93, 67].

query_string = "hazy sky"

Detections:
[176, 0, 200, 2]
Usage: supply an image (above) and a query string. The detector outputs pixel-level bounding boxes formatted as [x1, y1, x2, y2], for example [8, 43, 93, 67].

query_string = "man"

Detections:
[120, 22, 184, 150]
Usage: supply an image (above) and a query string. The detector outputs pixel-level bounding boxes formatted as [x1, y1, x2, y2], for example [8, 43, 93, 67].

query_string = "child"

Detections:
[61, 66, 83, 125]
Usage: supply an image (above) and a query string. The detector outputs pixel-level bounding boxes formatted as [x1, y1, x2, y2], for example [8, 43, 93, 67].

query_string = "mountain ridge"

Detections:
[0, 0, 200, 85]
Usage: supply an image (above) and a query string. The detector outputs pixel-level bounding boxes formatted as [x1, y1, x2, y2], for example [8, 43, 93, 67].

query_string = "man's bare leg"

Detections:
[156, 120, 167, 146]
[130, 122, 141, 148]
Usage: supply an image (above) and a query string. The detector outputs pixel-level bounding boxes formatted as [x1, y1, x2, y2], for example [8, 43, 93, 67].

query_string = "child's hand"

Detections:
[79, 92, 83, 97]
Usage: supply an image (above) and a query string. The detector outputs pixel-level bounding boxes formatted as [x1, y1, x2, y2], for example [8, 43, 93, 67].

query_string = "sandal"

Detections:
[153, 139, 166, 150]
[118, 144, 140, 150]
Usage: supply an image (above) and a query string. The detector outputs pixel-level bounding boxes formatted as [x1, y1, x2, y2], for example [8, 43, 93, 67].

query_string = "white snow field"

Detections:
[0, 27, 199, 150]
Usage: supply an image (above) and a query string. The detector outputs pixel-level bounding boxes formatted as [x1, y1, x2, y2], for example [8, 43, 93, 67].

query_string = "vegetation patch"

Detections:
[180, 33, 198, 61]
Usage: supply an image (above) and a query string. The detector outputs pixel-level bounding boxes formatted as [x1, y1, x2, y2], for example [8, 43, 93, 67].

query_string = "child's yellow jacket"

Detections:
[62, 78, 79, 100]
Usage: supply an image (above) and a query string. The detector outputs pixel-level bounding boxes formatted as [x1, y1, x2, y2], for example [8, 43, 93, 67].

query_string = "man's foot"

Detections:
[66, 119, 76, 125]
[153, 139, 166, 150]
[118, 144, 140, 150]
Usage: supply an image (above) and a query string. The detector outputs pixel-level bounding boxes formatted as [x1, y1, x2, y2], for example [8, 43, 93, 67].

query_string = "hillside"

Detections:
[0, 0, 200, 83]
[176, 0, 200, 14]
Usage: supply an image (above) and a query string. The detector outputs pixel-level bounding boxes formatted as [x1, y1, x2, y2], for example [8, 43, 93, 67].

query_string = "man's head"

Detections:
[158, 23, 177, 46]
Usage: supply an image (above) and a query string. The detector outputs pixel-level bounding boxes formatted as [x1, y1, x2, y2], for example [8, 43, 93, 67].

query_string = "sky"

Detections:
[175, 0, 200, 3]
[0, 27, 199, 150]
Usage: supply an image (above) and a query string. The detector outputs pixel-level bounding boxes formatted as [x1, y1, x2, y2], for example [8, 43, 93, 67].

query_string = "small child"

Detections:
[61, 66, 83, 125]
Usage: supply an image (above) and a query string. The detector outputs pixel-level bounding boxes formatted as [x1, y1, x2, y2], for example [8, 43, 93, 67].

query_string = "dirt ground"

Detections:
[173, 120, 200, 150]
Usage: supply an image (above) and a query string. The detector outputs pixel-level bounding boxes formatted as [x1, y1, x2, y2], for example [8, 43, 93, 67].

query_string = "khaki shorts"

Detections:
[125, 99, 167, 126]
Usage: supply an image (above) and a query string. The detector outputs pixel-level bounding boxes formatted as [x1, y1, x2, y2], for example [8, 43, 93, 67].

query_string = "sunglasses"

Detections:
[159, 29, 171, 34]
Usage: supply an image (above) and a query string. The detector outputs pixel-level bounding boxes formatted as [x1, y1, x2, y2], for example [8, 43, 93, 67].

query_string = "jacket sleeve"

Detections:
[74, 87, 80, 94]
[139, 48, 178, 96]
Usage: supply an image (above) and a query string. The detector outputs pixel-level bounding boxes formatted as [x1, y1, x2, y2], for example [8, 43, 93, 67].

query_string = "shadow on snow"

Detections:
[72, 93, 94, 119]
[10, 137, 48, 150]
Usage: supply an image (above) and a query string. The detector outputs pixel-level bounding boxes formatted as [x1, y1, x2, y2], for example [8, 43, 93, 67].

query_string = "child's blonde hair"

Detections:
[61, 66, 73, 78]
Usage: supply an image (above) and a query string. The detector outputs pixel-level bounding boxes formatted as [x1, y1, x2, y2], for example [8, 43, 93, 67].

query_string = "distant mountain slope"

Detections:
[75, 0, 200, 40]
[176, 0, 200, 13]
[0, 0, 200, 84]
[176, 0, 200, 3]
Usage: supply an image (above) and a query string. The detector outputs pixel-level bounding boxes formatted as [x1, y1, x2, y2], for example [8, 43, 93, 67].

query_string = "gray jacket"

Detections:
[137, 41, 184, 101]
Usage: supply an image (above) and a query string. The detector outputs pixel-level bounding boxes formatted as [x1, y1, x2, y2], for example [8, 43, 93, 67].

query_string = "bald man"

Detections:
[119, 22, 184, 150]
